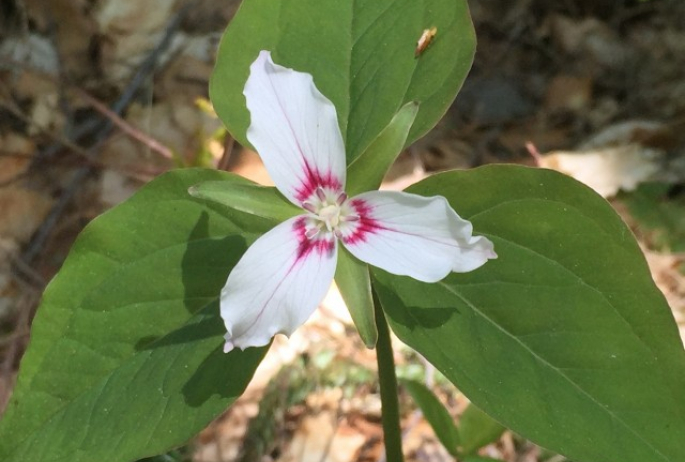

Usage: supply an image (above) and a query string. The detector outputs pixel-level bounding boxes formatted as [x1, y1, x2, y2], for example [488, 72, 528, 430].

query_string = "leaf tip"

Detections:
[363, 333, 379, 349]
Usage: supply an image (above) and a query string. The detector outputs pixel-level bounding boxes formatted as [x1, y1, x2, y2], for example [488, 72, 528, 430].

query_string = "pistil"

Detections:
[301, 186, 361, 240]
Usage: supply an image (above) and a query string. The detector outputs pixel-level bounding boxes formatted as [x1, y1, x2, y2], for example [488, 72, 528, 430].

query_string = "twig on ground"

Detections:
[19, 1, 195, 265]
[0, 60, 174, 163]
[0, 89, 102, 165]
[0, 331, 30, 349]
[29, 3, 193, 169]
[11, 250, 46, 290]
[70, 87, 174, 160]
[0, 91, 168, 184]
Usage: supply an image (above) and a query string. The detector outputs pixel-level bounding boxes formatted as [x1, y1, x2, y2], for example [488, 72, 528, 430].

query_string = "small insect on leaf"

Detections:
[415, 27, 437, 57]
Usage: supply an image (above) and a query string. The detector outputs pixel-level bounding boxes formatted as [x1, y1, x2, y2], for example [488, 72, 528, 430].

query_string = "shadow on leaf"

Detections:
[134, 211, 246, 350]
[132, 210, 268, 406]
[372, 275, 457, 330]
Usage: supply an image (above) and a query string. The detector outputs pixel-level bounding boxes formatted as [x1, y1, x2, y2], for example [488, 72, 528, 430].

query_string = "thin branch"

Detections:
[0, 63, 174, 162]
[0, 95, 102, 166]
[70, 87, 173, 160]
[0, 96, 167, 183]
[19, 1, 196, 265]
[0, 331, 30, 349]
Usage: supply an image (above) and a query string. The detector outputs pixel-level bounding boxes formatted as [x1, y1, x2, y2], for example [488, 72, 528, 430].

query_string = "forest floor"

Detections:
[1, 0, 684, 461]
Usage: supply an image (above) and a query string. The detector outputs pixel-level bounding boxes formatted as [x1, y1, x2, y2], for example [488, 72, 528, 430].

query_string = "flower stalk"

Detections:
[375, 296, 404, 462]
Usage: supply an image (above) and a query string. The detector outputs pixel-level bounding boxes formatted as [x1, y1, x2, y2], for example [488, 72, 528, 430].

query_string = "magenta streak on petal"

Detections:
[294, 159, 343, 204]
[261, 67, 342, 204]
[293, 216, 335, 263]
[344, 201, 481, 253]
[342, 198, 389, 246]
[231, 219, 332, 344]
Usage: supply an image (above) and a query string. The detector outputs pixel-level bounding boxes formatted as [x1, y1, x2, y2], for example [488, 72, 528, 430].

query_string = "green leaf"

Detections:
[347, 101, 419, 196]
[0, 169, 270, 462]
[373, 165, 685, 462]
[401, 379, 460, 457]
[459, 403, 506, 455]
[210, 0, 475, 163]
[335, 246, 377, 348]
[189, 179, 300, 222]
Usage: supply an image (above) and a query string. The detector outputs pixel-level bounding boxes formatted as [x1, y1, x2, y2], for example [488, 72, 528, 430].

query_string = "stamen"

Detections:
[336, 192, 348, 205]
[302, 201, 317, 213]
[305, 226, 321, 239]
[315, 187, 327, 201]
[343, 215, 360, 222]
[334, 229, 343, 240]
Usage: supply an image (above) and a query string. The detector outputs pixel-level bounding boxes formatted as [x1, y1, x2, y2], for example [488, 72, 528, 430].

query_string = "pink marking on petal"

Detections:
[342, 198, 388, 246]
[293, 217, 335, 262]
[305, 226, 321, 239]
[231, 217, 335, 343]
[294, 159, 343, 204]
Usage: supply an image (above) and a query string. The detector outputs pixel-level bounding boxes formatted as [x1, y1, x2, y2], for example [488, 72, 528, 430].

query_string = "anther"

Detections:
[305, 226, 321, 239]
[343, 215, 360, 222]
[302, 201, 317, 213]
[336, 192, 348, 205]
[315, 187, 327, 201]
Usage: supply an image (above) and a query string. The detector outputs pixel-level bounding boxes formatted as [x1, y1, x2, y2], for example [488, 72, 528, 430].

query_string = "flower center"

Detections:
[318, 204, 342, 230]
[302, 187, 359, 240]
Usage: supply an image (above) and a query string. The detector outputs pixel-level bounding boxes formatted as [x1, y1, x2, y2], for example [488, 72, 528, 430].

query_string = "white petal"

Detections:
[220, 215, 337, 352]
[341, 191, 497, 283]
[244, 51, 347, 206]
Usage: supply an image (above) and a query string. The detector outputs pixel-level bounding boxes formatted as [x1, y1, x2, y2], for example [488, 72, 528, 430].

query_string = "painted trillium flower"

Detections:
[220, 51, 497, 352]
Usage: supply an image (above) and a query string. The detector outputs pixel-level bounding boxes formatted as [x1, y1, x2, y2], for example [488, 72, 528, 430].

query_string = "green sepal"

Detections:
[334, 246, 377, 348]
[347, 101, 420, 196]
[189, 179, 301, 222]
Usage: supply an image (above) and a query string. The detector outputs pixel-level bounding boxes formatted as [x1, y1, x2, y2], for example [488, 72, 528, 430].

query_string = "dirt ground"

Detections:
[1, 0, 684, 461]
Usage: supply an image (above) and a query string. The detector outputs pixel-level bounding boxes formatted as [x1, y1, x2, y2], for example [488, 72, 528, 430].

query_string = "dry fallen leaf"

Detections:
[23, 0, 96, 78]
[279, 411, 365, 462]
[538, 121, 673, 198]
[539, 145, 662, 198]
[0, 239, 20, 322]
[0, 188, 53, 243]
[94, 0, 179, 83]
[0, 134, 34, 183]
[99, 170, 142, 208]
[544, 74, 593, 113]
[549, 14, 632, 71]
[643, 248, 685, 347]
[0, 33, 58, 74]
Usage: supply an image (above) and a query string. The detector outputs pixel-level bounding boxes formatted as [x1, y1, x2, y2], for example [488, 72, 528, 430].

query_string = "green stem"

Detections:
[375, 297, 404, 462]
